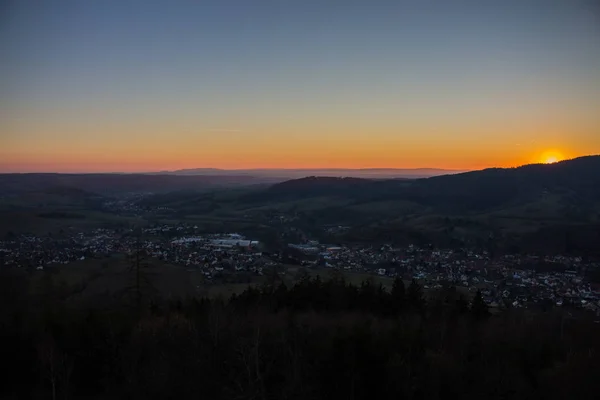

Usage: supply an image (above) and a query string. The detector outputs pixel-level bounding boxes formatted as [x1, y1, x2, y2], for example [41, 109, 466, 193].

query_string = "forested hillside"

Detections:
[2, 270, 599, 399]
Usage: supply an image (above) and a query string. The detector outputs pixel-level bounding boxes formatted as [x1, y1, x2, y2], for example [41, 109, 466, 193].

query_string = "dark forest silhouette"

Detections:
[2, 270, 600, 400]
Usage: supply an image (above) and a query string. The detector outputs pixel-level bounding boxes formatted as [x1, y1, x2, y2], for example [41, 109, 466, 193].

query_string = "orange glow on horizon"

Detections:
[0, 150, 580, 173]
[538, 150, 566, 165]
[0, 127, 590, 173]
[3, 0, 599, 175]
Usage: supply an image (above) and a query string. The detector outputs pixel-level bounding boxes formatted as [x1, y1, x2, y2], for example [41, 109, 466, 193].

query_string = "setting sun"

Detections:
[539, 150, 565, 164]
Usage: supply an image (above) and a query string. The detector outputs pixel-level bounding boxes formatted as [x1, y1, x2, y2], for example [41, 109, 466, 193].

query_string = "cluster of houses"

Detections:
[0, 229, 122, 269]
[0, 230, 268, 283]
[286, 242, 600, 314]
[171, 233, 260, 248]
[156, 234, 272, 281]
[2, 225, 600, 315]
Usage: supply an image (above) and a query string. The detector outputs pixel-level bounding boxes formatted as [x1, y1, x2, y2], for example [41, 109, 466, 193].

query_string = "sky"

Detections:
[1, 0, 599, 172]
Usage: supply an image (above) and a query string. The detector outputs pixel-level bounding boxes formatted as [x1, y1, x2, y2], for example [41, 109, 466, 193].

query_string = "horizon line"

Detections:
[2, 155, 593, 174]
[0, 166, 471, 175]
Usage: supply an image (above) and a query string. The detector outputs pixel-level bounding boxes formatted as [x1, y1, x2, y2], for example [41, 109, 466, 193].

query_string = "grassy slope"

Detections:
[0, 209, 144, 236]
[23, 255, 474, 308]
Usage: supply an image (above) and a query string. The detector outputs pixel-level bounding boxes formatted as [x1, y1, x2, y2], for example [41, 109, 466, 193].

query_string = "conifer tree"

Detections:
[470, 290, 489, 320]
[391, 277, 406, 313]
[407, 279, 425, 312]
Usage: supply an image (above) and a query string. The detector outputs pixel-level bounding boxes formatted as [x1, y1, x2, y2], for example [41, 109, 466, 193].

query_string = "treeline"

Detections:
[1, 272, 600, 399]
[231, 276, 485, 318]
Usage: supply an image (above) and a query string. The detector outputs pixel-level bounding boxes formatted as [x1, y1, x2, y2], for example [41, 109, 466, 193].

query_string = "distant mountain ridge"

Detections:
[158, 167, 463, 179]
[256, 156, 600, 212]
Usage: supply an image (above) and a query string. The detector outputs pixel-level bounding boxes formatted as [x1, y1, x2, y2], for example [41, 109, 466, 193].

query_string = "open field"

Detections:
[21, 256, 475, 309]
[0, 209, 145, 236]
[25, 255, 197, 307]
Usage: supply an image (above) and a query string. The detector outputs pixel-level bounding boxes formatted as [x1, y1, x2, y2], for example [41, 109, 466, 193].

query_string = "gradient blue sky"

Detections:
[1, 0, 599, 172]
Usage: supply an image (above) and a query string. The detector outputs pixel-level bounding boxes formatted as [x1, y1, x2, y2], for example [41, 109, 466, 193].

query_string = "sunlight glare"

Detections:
[540, 150, 563, 164]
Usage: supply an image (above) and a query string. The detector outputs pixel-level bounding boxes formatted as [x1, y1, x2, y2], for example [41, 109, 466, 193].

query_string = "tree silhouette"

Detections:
[470, 290, 489, 320]
[407, 279, 425, 312]
[391, 277, 405, 314]
[456, 294, 469, 314]
[4, 268, 600, 399]
[125, 236, 156, 313]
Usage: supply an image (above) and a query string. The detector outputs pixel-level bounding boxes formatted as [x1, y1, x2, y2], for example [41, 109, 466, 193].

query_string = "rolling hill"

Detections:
[3, 156, 599, 252]
[254, 156, 600, 213]
[137, 156, 600, 253]
[141, 156, 600, 216]
[0, 173, 282, 196]
[160, 167, 461, 179]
